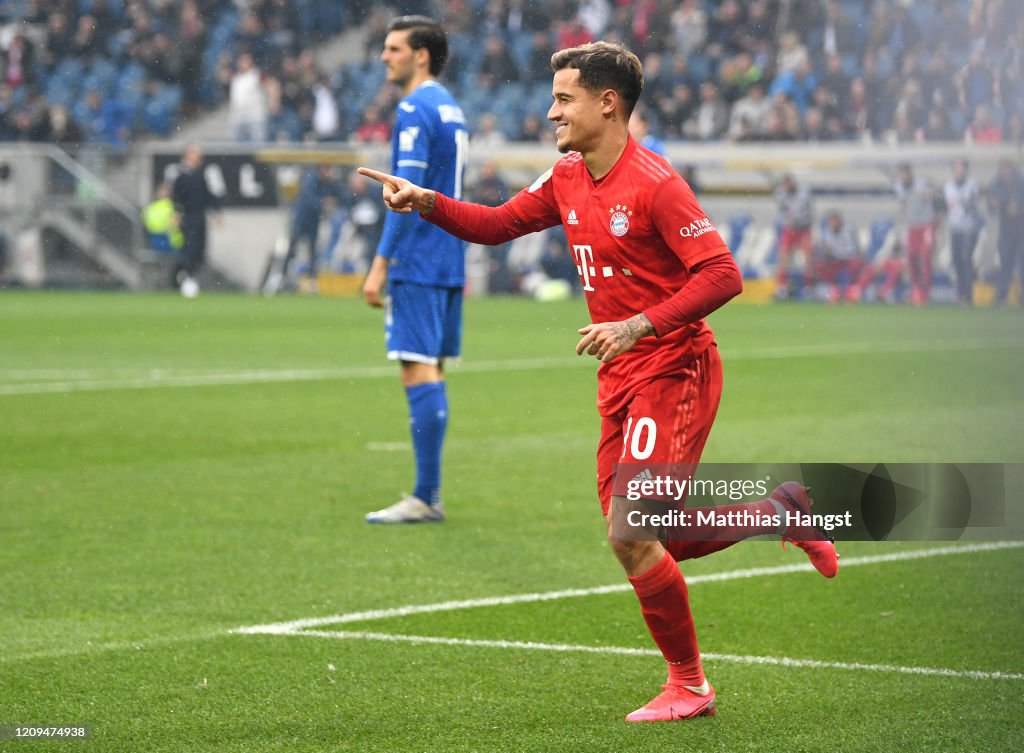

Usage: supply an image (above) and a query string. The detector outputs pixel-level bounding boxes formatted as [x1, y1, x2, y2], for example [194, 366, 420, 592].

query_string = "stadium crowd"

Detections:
[0, 0, 373, 144]
[0, 1, 1020, 146]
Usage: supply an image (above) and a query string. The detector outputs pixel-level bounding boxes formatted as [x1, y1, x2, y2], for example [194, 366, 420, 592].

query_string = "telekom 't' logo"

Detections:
[572, 245, 596, 291]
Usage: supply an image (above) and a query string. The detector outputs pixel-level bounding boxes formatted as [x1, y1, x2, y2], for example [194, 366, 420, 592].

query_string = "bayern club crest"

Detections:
[608, 203, 632, 237]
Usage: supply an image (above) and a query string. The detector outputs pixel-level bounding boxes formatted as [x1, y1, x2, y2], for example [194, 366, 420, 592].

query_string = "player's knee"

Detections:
[607, 535, 660, 572]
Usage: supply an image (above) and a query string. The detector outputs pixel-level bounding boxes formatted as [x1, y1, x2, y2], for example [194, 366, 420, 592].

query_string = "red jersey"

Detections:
[427, 137, 734, 416]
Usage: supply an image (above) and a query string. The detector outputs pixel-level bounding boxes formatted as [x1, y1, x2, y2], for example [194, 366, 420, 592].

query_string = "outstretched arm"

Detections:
[358, 167, 560, 246]
[357, 167, 437, 215]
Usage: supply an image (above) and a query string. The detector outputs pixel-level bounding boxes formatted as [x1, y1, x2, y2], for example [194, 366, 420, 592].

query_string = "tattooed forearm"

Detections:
[419, 190, 437, 215]
[613, 314, 656, 346]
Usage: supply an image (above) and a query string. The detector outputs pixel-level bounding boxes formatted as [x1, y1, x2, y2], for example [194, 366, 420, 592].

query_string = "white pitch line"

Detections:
[292, 629, 1024, 682]
[233, 541, 1024, 635]
[290, 631, 1024, 684]
[0, 358, 581, 396]
[2, 339, 1021, 396]
[366, 441, 411, 452]
[0, 630, 226, 665]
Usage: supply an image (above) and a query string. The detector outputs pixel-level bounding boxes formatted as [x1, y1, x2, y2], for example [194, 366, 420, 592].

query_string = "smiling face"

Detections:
[547, 68, 614, 154]
[380, 30, 424, 89]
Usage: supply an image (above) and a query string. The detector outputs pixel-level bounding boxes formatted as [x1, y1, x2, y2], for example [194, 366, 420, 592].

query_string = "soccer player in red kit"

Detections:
[360, 41, 838, 723]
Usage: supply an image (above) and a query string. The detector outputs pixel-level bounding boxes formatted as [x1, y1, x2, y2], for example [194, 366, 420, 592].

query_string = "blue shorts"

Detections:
[386, 280, 463, 364]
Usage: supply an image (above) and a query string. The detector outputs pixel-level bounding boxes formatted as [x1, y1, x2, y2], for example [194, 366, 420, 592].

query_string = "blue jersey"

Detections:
[377, 80, 468, 287]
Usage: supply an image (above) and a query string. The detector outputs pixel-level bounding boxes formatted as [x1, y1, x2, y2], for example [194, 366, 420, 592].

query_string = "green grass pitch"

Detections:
[1, 291, 1022, 752]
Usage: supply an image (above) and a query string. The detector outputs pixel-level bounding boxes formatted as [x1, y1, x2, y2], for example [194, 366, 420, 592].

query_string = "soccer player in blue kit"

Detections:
[363, 16, 469, 524]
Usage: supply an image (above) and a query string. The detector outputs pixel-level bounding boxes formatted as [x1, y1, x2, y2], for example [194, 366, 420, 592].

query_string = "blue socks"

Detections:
[406, 382, 448, 507]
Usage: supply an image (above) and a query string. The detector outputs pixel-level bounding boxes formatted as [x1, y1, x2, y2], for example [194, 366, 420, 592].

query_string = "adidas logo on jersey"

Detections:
[567, 209, 579, 225]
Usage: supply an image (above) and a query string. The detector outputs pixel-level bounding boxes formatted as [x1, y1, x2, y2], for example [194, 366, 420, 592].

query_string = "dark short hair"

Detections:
[387, 15, 448, 76]
[550, 41, 644, 117]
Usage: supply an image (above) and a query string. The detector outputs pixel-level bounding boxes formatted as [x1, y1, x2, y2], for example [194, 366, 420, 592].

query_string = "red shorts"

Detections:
[779, 227, 813, 254]
[596, 345, 723, 516]
[905, 224, 935, 255]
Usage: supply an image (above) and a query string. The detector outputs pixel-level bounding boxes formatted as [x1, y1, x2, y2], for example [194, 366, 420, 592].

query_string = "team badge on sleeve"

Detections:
[609, 203, 632, 237]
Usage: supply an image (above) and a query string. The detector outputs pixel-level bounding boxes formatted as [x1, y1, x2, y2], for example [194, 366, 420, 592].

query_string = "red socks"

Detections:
[627, 551, 705, 688]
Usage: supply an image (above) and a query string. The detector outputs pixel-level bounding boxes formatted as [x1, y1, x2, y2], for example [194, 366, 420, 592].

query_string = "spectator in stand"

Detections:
[504, 0, 551, 35]
[43, 104, 82, 147]
[3, 33, 34, 89]
[141, 32, 185, 86]
[478, 34, 519, 90]
[557, 18, 591, 51]
[889, 78, 927, 140]
[736, 0, 774, 60]
[625, 0, 661, 57]
[922, 107, 956, 141]
[943, 159, 984, 305]
[236, 12, 269, 67]
[577, 0, 611, 38]
[517, 112, 549, 143]
[77, 88, 132, 147]
[728, 81, 771, 140]
[859, 52, 890, 138]
[40, 12, 70, 70]
[776, 31, 810, 77]
[819, 54, 850, 112]
[923, 52, 958, 114]
[769, 59, 817, 115]
[7, 99, 48, 141]
[821, 0, 857, 57]
[934, 1, 970, 51]
[473, 112, 507, 147]
[778, 97, 805, 139]
[178, 1, 208, 109]
[229, 53, 268, 143]
[814, 210, 863, 303]
[670, 0, 707, 59]
[354, 104, 390, 144]
[893, 163, 939, 306]
[846, 78, 871, 139]
[719, 52, 762, 103]
[1006, 113, 1024, 147]
[310, 75, 340, 140]
[964, 104, 1003, 145]
[774, 173, 815, 299]
[887, 110, 921, 144]
[705, 0, 745, 69]
[686, 81, 728, 141]
[811, 85, 844, 138]
[956, 49, 997, 114]
[803, 107, 829, 142]
[884, 4, 921, 65]
[526, 31, 555, 84]
[989, 159, 1024, 305]
[653, 82, 694, 139]
[70, 15, 102, 59]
